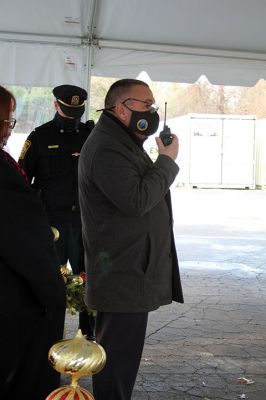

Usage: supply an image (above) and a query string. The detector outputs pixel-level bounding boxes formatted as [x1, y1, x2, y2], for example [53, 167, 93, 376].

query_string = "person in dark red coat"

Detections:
[0, 85, 66, 400]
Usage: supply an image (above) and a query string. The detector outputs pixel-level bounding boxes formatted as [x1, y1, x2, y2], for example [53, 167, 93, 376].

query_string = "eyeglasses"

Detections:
[0, 118, 17, 129]
[122, 98, 159, 113]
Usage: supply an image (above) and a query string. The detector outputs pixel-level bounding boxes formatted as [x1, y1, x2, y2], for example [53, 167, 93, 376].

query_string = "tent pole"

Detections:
[84, 44, 92, 121]
[84, 0, 97, 121]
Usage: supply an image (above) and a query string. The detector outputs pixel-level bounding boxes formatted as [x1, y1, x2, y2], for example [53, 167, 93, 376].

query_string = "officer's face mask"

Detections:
[122, 100, 160, 136]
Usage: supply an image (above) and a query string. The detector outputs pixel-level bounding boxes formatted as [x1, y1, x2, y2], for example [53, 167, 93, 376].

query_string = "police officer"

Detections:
[18, 84, 95, 338]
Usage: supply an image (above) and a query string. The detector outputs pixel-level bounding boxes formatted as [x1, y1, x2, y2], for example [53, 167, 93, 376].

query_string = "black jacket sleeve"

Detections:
[0, 159, 66, 311]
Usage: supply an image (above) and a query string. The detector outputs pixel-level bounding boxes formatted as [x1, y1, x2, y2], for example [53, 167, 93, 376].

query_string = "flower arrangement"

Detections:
[60, 265, 95, 316]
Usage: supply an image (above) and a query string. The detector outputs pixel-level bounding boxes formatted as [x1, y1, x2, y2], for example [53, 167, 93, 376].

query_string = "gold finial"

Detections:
[48, 329, 106, 385]
[51, 226, 60, 242]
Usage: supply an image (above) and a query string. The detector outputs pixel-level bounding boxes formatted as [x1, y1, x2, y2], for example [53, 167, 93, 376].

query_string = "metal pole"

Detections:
[84, 0, 97, 121]
[84, 43, 92, 120]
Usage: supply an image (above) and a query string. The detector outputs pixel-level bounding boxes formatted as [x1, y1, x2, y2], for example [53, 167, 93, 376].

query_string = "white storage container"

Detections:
[188, 114, 256, 189]
[255, 119, 266, 189]
[144, 114, 257, 189]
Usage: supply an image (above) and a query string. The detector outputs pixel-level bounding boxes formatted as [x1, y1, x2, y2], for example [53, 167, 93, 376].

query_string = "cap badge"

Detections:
[71, 96, 80, 105]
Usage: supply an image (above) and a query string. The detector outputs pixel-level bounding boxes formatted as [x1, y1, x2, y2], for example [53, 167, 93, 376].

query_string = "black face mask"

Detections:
[128, 110, 160, 136]
[54, 112, 80, 133]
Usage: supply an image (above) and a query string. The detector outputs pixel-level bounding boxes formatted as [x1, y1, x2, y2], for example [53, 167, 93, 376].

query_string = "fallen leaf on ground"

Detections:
[238, 377, 255, 385]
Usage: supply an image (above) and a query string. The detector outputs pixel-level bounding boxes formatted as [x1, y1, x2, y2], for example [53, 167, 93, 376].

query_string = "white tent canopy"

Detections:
[1, 0, 266, 88]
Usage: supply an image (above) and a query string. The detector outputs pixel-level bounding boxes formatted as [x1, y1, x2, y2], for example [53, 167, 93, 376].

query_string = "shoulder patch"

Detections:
[19, 140, 31, 160]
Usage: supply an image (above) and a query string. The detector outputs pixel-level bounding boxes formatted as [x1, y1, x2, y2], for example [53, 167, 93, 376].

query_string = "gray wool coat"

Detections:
[78, 112, 183, 313]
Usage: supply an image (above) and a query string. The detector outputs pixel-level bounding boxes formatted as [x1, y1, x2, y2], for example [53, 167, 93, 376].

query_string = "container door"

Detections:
[222, 119, 255, 187]
[189, 118, 223, 185]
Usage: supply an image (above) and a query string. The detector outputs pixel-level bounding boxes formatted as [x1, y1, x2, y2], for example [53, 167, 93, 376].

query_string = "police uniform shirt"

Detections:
[18, 118, 91, 222]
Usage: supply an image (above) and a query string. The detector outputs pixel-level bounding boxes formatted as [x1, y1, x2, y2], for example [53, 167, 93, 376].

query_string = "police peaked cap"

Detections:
[53, 84, 87, 118]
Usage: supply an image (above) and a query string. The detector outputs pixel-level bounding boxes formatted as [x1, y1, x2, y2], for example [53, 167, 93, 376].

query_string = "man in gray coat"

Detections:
[79, 79, 183, 400]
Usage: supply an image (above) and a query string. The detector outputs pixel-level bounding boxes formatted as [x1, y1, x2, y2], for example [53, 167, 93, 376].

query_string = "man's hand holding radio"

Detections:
[155, 134, 179, 161]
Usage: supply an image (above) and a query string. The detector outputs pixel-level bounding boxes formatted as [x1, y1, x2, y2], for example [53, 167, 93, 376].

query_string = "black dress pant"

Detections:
[92, 311, 148, 400]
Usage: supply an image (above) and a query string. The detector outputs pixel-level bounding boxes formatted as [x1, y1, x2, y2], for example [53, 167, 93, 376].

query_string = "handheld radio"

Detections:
[159, 102, 173, 146]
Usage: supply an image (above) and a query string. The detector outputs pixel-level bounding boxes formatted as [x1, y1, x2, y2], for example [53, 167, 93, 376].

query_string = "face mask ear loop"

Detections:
[96, 106, 116, 112]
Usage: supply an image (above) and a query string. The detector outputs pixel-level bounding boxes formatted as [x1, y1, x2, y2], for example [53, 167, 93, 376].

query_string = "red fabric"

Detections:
[46, 385, 94, 400]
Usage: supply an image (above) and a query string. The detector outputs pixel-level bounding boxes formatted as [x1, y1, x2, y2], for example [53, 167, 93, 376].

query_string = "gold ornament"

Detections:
[48, 330, 106, 387]
[51, 226, 60, 242]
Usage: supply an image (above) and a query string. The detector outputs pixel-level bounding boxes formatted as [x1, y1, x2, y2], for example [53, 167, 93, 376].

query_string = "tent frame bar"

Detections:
[0, 31, 82, 46]
[2, 32, 266, 63]
[96, 39, 266, 62]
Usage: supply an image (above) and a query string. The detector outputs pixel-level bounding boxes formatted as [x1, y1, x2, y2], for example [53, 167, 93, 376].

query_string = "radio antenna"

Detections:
[164, 102, 167, 128]
[159, 101, 172, 146]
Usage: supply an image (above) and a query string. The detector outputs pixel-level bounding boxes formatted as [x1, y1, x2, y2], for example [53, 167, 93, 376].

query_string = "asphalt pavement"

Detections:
[64, 188, 266, 400]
